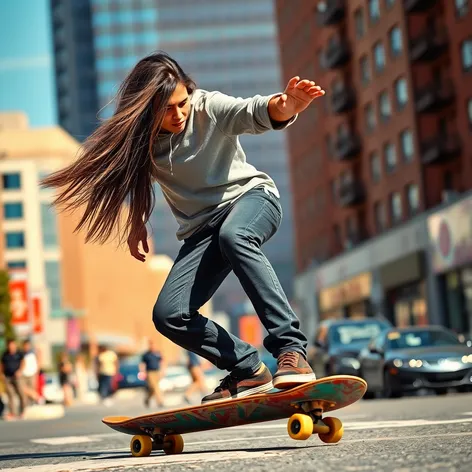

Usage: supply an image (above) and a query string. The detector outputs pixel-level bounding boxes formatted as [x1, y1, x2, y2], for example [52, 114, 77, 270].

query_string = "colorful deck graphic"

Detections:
[103, 375, 367, 436]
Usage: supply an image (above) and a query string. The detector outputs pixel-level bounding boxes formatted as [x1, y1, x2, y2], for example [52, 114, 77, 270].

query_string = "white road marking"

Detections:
[31, 433, 117, 445]
[5, 431, 472, 472]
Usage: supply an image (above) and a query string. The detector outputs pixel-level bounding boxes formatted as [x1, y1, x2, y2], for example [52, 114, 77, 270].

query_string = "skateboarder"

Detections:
[41, 51, 324, 404]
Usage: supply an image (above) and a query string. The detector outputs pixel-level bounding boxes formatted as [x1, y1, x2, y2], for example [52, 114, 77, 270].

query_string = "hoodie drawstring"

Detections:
[168, 134, 174, 175]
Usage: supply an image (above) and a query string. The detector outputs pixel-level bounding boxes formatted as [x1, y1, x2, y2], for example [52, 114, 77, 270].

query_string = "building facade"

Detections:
[275, 0, 472, 340]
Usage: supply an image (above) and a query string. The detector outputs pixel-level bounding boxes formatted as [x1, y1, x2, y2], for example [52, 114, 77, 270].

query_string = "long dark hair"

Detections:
[41, 51, 196, 244]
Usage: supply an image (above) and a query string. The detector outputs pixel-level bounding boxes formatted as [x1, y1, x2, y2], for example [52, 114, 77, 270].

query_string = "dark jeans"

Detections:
[98, 374, 113, 399]
[153, 187, 308, 377]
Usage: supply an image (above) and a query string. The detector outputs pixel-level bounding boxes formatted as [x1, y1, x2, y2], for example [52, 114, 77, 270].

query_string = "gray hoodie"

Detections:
[152, 89, 297, 240]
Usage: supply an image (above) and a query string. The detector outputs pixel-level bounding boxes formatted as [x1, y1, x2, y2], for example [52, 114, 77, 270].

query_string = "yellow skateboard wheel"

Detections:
[163, 434, 184, 454]
[287, 413, 313, 440]
[318, 416, 343, 444]
[130, 435, 153, 457]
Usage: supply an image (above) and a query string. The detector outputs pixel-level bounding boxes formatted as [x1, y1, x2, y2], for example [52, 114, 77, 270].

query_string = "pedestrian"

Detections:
[96, 345, 119, 406]
[58, 352, 74, 407]
[183, 350, 207, 405]
[41, 51, 323, 404]
[0, 339, 27, 420]
[140, 339, 164, 408]
[74, 353, 90, 402]
[21, 340, 41, 405]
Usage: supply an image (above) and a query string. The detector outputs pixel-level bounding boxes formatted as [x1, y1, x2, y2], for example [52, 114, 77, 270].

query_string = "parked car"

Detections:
[358, 325, 472, 398]
[308, 318, 392, 378]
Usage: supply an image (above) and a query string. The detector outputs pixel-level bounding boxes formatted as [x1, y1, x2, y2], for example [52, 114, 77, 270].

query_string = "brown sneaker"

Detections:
[273, 352, 316, 389]
[201, 363, 273, 404]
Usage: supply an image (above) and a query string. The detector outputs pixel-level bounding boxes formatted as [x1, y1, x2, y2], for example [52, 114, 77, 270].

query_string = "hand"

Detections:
[271, 77, 325, 120]
[127, 224, 149, 262]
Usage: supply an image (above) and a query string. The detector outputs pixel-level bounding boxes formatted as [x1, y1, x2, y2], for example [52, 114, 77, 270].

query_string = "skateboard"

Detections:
[102, 375, 367, 457]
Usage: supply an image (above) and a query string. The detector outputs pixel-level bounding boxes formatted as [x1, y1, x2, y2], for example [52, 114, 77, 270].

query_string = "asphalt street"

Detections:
[0, 389, 471, 472]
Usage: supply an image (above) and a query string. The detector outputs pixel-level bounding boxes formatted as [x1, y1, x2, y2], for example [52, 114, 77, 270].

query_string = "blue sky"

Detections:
[0, 0, 57, 126]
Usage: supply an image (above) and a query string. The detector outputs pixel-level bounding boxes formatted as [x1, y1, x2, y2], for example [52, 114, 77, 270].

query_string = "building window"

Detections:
[370, 151, 381, 183]
[379, 91, 392, 122]
[455, 0, 469, 18]
[360, 55, 371, 85]
[354, 8, 365, 39]
[7, 261, 27, 269]
[2, 173, 21, 190]
[385, 0, 395, 9]
[369, 0, 381, 23]
[400, 129, 414, 162]
[364, 102, 377, 132]
[384, 142, 397, 173]
[374, 201, 387, 233]
[41, 203, 59, 248]
[373, 41, 386, 73]
[389, 26, 402, 57]
[406, 184, 420, 216]
[3, 202, 23, 219]
[45, 261, 62, 312]
[462, 39, 472, 71]
[5, 231, 25, 249]
[390, 192, 403, 224]
[394, 77, 408, 110]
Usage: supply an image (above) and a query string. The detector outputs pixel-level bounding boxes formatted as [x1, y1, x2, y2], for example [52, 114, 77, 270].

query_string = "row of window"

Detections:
[364, 78, 408, 130]
[374, 183, 420, 233]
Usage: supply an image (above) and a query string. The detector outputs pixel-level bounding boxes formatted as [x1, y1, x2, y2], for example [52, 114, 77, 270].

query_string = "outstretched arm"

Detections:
[206, 77, 324, 136]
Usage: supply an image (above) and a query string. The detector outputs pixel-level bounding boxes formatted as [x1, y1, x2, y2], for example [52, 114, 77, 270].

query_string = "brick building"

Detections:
[275, 0, 472, 339]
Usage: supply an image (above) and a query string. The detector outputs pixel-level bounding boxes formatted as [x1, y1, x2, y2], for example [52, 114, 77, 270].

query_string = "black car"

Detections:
[358, 325, 472, 398]
[308, 318, 392, 378]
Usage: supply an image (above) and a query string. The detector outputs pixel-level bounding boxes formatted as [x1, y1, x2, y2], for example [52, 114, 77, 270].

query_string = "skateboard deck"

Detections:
[103, 375, 367, 457]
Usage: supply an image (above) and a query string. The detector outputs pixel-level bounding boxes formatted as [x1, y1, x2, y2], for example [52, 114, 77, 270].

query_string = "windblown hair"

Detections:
[41, 51, 196, 244]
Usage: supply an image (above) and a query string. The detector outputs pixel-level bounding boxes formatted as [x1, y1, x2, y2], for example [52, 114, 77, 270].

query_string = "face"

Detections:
[160, 83, 190, 134]
[8, 341, 17, 353]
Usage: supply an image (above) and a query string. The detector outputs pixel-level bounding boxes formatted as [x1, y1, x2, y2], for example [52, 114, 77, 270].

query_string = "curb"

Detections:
[23, 404, 65, 420]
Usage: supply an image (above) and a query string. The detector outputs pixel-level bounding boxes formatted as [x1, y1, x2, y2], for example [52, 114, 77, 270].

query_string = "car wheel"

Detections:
[383, 370, 402, 399]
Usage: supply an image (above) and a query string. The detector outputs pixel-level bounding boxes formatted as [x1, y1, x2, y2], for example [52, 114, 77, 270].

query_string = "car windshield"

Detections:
[386, 329, 461, 350]
[329, 321, 387, 346]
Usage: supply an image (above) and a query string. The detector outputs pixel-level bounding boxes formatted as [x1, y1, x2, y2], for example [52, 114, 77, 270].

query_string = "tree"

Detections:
[0, 269, 15, 343]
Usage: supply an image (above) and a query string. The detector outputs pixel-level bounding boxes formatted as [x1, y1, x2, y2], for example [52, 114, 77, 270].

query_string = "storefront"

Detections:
[428, 195, 472, 337]
[379, 252, 428, 327]
[318, 272, 373, 320]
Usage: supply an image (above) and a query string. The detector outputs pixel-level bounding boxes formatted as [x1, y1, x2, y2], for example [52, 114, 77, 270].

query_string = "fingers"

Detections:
[287, 76, 300, 88]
